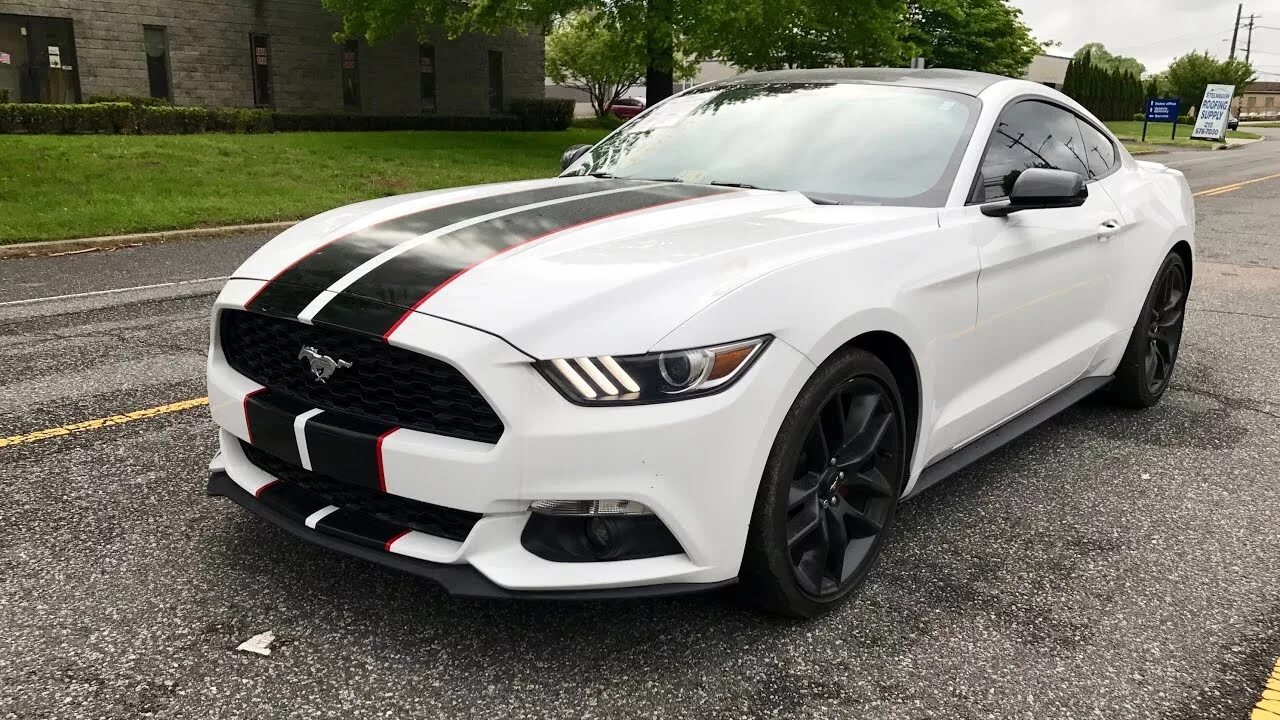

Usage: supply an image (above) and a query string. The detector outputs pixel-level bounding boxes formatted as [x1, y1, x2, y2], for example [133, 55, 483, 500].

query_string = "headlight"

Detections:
[536, 337, 770, 405]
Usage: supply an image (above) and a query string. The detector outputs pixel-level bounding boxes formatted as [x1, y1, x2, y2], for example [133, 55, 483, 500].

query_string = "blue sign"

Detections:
[1146, 98, 1181, 123]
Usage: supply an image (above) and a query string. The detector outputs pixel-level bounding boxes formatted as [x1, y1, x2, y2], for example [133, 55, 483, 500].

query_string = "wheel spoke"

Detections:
[788, 472, 821, 511]
[842, 392, 880, 443]
[824, 506, 850, 581]
[786, 507, 822, 549]
[838, 498, 884, 538]
[846, 467, 895, 498]
[792, 524, 829, 594]
[836, 411, 892, 470]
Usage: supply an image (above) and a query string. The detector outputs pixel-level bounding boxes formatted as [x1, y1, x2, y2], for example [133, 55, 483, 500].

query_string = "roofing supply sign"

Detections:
[1191, 84, 1235, 140]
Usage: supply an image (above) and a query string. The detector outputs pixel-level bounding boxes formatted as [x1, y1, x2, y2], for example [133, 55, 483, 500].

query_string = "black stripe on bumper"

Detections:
[303, 410, 396, 492]
[244, 389, 310, 467]
[209, 471, 736, 600]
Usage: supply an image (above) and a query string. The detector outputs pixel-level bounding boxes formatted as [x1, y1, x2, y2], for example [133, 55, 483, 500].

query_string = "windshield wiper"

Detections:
[710, 181, 841, 205]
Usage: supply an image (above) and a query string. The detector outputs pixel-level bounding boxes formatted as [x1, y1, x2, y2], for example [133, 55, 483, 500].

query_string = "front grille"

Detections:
[241, 441, 482, 542]
[220, 309, 503, 444]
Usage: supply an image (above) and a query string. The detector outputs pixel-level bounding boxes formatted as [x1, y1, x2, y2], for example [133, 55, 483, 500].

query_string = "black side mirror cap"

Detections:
[981, 167, 1088, 217]
[560, 144, 592, 171]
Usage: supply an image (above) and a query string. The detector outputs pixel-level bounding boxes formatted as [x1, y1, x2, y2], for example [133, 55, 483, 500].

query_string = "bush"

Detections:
[271, 112, 521, 132]
[510, 97, 575, 130]
[85, 92, 172, 106]
[0, 89, 8, 104]
[0, 103, 557, 134]
[1133, 113, 1146, 121]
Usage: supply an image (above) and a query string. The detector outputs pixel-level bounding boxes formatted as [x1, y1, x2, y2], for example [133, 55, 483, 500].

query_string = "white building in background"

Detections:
[1022, 53, 1072, 90]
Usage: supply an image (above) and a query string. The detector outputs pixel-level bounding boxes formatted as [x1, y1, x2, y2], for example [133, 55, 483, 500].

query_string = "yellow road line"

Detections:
[1252, 657, 1280, 720]
[1194, 171, 1280, 197]
[1198, 186, 1240, 198]
[0, 397, 209, 449]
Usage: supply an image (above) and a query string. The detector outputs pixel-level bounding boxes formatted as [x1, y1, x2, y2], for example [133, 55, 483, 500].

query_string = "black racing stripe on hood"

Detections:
[312, 182, 736, 337]
[246, 180, 631, 318]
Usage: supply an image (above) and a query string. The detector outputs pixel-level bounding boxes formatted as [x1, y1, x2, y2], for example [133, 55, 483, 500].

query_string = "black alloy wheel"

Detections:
[1110, 251, 1189, 408]
[786, 377, 900, 598]
[1143, 261, 1186, 395]
[742, 348, 906, 617]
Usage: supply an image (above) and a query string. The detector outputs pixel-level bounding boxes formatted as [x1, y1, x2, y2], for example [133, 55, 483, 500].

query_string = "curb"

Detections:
[0, 221, 296, 260]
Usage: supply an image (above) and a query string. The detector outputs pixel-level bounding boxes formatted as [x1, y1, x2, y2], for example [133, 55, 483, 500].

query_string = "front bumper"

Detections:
[207, 470, 735, 599]
[207, 278, 813, 594]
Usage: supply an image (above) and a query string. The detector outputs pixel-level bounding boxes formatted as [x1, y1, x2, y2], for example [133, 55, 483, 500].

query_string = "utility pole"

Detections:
[1246, 14, 1256, 62]
[1230, 3, 1243, 59]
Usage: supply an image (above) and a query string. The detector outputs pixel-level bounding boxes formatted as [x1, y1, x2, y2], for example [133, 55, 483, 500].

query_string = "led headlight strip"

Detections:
[538, 337, 769, 405]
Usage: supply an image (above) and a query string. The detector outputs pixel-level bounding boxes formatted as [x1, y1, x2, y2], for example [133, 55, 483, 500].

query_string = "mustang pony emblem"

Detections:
[298, 346, 353, 383]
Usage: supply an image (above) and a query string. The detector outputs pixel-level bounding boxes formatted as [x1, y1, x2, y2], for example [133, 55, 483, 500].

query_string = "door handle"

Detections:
[1098, 219, 1123, 240]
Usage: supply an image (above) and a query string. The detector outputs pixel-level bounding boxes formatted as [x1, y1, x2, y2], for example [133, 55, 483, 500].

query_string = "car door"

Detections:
[935, 99, 1125, 452]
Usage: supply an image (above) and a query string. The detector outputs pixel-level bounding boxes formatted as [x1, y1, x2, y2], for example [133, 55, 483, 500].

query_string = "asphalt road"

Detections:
[3, 134, 1280, 719]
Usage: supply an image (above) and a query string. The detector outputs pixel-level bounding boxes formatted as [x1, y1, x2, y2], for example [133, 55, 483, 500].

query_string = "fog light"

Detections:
[586, 517, 615, 548]
[529, 499, 652, 516]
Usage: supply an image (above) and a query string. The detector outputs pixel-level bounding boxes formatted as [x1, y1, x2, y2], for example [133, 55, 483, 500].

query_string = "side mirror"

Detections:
[560, 144, 592, 171]
[981, 168, 1088, 217]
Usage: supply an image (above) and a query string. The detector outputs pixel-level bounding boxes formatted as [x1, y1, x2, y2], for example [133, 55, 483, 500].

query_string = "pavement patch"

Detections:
[0, 396, 209, 448]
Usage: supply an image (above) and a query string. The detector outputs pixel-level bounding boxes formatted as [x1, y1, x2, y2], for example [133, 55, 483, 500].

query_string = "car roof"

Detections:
[707, 67, 1010, 97]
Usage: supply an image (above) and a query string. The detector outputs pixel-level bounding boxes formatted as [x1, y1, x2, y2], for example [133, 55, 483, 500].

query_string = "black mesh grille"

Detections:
[241, 441, 482, 542]
[220, 309, 503, 444]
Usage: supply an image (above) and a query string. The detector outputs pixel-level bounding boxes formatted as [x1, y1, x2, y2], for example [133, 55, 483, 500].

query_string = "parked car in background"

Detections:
[606, 97, 645, 119]
[1228, 114, 1239, 131]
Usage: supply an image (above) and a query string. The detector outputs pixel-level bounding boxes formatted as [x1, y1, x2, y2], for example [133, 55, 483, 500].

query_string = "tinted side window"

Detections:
[1076, 120, 1118, 178]
[978, 101, 1090, 202]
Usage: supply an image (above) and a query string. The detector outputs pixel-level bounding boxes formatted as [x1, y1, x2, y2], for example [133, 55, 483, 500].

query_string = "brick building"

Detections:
[0, 1, 544, 115]
[1232, 81, 1280, 120]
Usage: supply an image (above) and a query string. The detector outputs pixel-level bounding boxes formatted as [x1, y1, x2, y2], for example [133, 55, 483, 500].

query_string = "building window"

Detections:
[487, 50, 503, 113]
[419, 44, 436, 112]
[250, 33, 271, 107]
[1247, 96, 1256, 108]
[341, 39, 360, 109]
[1268, 96, 1275, 109]
[143, 25, 170, 101]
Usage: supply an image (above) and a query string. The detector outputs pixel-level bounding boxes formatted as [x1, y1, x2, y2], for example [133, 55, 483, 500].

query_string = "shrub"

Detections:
[1133, 113, 1146, 121]
[0, 89, 8, 104]
[510, 97, 575, 130]
[0, 103, 556, 134]
[86, 93, 171, 107]
[272, 112, 522, 132]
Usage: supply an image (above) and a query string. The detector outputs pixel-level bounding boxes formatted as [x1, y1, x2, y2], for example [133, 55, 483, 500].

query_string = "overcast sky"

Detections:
[1011, 0, 1280, 78]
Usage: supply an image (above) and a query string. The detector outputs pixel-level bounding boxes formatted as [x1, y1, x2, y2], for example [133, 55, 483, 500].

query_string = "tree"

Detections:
[546, 11, 694, 117]
[905, 0, 1046, 77]
[321, 0, 759, 105]
[1073, 42, 1144, 78]
[1163, 52, 1255, 107]
[690, 0, 907, 71]
[1062, 49, 1145, 120]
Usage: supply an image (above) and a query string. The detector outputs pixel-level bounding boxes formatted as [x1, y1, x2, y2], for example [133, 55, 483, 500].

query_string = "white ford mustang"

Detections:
[206, 68, 1194, 616]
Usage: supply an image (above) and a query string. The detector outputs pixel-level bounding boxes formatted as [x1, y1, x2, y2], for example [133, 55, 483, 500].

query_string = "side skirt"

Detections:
[911, 375, 1113, 496]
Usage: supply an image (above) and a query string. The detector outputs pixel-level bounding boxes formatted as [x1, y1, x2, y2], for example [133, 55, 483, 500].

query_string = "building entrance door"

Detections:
[0, 14, 80, 103]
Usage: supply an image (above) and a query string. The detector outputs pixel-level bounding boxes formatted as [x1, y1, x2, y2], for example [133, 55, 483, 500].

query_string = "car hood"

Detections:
[233, 177, 938, 358]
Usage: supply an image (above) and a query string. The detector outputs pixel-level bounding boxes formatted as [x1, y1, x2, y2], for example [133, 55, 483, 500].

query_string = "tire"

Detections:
[1109, 251, 1189, 408]
[740, 347, 907, 618]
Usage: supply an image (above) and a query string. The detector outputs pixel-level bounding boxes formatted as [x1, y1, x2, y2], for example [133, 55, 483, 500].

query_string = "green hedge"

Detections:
[85, 92, 172, 106]
[0, 99, 571, 134]
[509, 98, 575, 131]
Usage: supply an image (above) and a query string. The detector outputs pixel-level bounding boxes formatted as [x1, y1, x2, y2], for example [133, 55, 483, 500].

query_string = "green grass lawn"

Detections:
[0, 129, 609, 244]
[1104, 120, 1261, 153]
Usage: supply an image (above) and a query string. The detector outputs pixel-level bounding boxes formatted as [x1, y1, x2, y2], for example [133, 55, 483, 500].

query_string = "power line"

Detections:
[1110, 28, 1241, 52]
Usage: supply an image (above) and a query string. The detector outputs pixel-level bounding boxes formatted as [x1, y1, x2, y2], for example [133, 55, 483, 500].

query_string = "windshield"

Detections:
[564, 82, 980, 206]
